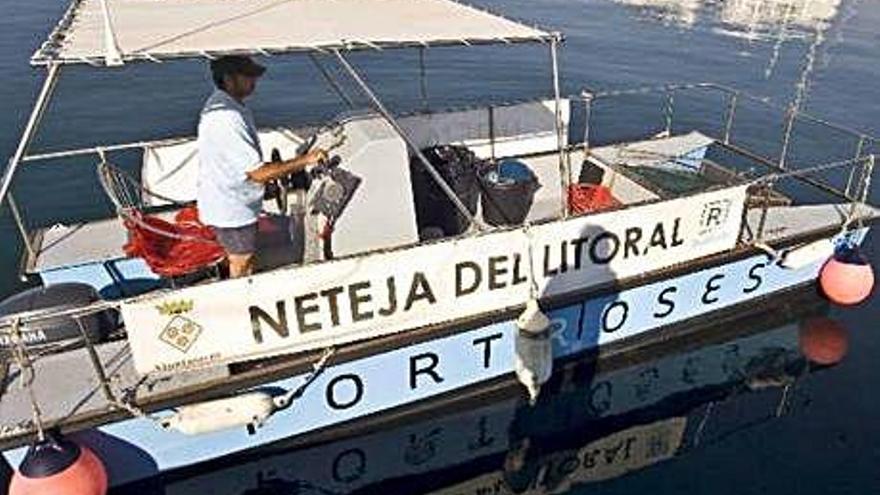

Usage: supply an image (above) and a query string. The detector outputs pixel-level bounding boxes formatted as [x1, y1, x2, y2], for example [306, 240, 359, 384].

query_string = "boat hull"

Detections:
[1, 228, 867, 486]
[151, 306, 813, 495]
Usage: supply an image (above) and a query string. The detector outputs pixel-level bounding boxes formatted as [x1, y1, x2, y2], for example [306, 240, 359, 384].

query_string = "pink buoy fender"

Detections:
[819, 246, 875, 306]
[799, 317, 849, 366]
[9, 434, 108, 495]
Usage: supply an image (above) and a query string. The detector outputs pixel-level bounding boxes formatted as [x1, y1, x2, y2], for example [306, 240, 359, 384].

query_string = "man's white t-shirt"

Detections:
[196, 89, 264, 228]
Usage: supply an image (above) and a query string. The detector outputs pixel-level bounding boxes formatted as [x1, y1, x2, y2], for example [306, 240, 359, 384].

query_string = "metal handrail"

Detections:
[0, 299, 122, 333]
[582, 82, 878, 143]
[579, 82, 878, 204]
[752, 154, 875, 186]
[19, 94, 571, 165]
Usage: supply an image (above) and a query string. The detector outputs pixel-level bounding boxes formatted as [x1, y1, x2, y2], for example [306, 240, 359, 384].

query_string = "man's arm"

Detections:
[246, 148, 328, 184]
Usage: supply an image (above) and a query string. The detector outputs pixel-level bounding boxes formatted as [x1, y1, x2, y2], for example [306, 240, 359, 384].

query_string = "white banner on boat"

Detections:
[122, 185, 748, 374]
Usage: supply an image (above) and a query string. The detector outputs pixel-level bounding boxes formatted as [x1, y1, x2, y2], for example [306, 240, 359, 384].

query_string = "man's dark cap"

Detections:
[210, 55, 267, 80]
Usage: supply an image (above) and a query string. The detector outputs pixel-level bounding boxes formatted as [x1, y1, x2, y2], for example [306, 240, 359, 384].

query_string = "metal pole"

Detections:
[75, 317, 117, 404]
[582, 92, 594, 149]
[10, 318, 46, 442]
[98, 0, 124, 66]
[860, 154, 874, 206]
[332, 50, 483, 230]
[23, 136, 195, 163]
[778, 104, 797, 169]
[723, 92, 739, 144]
[7, 193, 36, 262]
[663, 89, 674, 136]
[756, 185, 770, 241]
[488, 106, 496, 163]
[845, 136, 866, 197]
[720, 141, 853, 201]
[307, 54, 356, 109]
[418, 47, 429, 110]
[0, 63, 61, 209]
[550, 36, 569, 218]
[846, 154, 874, 229]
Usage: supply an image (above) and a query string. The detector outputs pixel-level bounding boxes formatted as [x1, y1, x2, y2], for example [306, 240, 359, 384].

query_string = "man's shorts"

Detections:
[213, 222, 258, 255]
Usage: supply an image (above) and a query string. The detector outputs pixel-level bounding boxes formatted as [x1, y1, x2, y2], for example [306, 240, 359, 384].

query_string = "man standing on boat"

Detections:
[197, 55, 326, 278]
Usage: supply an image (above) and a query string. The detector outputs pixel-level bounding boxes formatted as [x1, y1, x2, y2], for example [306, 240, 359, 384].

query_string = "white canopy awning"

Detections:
[33, 0, 556, 67]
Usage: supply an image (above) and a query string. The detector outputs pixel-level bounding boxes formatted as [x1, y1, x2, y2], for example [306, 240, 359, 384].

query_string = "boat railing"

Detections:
[580, 82, 877, 203]
[578, 82, 876, 247]
[19, 94, 565, 164]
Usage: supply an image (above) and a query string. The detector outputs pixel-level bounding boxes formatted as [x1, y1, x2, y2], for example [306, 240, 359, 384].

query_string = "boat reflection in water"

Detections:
[132, 290, 848, 495]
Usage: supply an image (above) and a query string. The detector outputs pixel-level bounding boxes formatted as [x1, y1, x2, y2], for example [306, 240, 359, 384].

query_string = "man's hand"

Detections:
[247, 147, 330, 184]
[309, 148, 328, 164]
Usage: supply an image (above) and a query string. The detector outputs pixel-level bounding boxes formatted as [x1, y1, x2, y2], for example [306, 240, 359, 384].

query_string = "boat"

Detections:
[0, 0, 876, 489]
[131, 291, 841, 494]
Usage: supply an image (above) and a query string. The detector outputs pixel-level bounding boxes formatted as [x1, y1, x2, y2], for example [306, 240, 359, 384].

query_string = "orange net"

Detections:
[568, 184, 620, 214]
[123, 206, 226, 277]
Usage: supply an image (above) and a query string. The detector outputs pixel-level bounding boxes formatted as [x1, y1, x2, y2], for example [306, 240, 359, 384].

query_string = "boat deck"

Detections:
[0, 341, 230, 442]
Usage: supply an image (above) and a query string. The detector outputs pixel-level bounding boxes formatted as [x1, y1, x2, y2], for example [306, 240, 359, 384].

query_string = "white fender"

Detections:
[516, 298, 551, 335]
[515, 299, 553, 405]
[780, 239, 835, 269]
[160, 391, 276, 435]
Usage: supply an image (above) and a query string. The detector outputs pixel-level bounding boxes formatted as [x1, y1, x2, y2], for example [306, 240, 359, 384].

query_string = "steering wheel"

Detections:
[286, 134, 318, 191]
[266, 148, 288, 213]
[295, 133, 318, 156]
[266, 134, 321, 213]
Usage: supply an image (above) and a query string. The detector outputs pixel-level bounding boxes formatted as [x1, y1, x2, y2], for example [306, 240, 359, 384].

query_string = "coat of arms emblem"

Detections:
[156, 300, 202, 353]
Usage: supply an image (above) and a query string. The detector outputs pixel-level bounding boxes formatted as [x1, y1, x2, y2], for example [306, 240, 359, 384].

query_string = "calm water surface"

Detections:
[1, 0, 878, 493]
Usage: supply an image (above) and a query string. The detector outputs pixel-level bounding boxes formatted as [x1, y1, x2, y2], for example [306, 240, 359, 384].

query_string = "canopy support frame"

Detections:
[8, 193, 36, 267]
[550, 35, 569, 218]
[582, 91, 594, 150]
[98, 0, 124, 66]
[419, 47, 429, 110]
[0, 63, 61, 221]
[308, 53, 356, 109]
[333, 49, 485, 231]
[30, 0, 556, 67]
